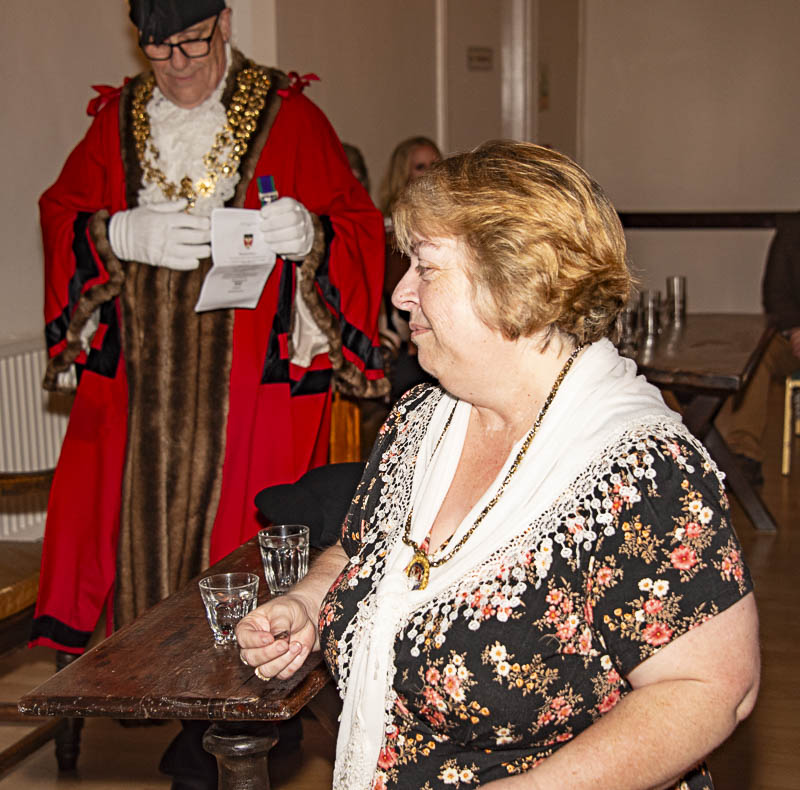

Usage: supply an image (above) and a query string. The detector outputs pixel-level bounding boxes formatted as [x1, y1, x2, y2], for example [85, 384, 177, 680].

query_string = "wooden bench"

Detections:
[0, 538, 64, 778]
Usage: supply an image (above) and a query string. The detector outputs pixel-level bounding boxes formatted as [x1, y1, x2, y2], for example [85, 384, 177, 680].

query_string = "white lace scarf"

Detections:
[138, 44, 238, 217]
[332, 339, 685, 790]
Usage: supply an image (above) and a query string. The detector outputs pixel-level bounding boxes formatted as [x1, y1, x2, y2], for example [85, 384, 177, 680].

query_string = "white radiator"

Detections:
[0, 338, 70, 540]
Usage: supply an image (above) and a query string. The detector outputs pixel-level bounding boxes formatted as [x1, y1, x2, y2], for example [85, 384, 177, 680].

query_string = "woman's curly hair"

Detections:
[393, 139, 631, 347]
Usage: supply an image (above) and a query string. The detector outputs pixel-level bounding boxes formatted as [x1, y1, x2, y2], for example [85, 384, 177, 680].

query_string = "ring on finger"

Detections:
[254, 666, 271, 682]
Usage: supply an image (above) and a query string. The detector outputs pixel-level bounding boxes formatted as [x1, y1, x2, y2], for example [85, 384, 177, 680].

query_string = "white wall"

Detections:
[537, 0, 579, 159]
[275, 0, 439, 201]
[0, 2, 144, 346]
[229, 0, 277, 67]
[581, 0, 800, 312]
[446, 0, 505, 154]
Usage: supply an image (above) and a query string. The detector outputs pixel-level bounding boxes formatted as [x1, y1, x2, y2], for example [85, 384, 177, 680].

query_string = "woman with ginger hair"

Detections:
[238, 140, 759, 790]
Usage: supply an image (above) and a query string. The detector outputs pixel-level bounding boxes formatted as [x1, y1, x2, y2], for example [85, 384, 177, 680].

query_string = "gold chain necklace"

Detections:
[402, 345, 583, 590]
[131, 66, 271, 208]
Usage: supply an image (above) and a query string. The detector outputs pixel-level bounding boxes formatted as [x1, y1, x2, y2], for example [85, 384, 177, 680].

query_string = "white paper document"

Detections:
[195, 208, 277, 312]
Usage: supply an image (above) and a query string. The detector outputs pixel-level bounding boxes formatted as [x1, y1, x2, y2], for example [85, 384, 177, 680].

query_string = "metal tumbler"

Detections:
[665, 276, 687, 324]
[640, 290, 662, 336]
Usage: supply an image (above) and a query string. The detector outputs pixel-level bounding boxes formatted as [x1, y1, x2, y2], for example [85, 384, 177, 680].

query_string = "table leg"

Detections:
[306, 678, 342, 738]
[54, 651, 83, 771]
[679, 393, 722, 438]
[704, 427, 778, 533]
[202, 721, 279, 790]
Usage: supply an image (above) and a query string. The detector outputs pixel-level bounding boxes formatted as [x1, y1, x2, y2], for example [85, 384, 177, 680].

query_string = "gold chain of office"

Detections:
[131, 67, 271, 208]
[402, 345, 584, 591]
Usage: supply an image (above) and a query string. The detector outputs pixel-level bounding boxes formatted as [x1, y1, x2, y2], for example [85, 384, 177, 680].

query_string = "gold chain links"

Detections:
[131, 67, 271, 208]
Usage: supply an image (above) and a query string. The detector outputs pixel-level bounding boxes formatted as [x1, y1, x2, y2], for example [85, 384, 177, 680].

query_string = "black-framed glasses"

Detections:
[140, 14, 219, 61]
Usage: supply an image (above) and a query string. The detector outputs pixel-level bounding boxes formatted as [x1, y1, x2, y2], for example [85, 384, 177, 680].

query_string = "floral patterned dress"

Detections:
[320, 386, 752, 790]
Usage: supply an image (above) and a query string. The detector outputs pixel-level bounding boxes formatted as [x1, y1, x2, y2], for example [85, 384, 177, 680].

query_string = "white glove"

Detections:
[108, 199, 211, 271]
[259, 197, 314, 260]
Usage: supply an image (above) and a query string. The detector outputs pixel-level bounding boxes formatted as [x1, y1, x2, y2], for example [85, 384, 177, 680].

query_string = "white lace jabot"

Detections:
[138, 43, 238, 216]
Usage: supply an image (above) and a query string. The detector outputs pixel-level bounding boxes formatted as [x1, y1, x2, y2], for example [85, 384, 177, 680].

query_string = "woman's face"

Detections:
[392, 237, 501, 396]
[407, 145, 440, 182]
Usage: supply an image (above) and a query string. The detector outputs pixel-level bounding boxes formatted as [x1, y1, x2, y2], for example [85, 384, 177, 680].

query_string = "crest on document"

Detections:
[243, 233, 254, 249]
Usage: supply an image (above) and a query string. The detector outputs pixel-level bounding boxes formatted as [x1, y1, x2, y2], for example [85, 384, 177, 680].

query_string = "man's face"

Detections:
[150, 9, 230, 109]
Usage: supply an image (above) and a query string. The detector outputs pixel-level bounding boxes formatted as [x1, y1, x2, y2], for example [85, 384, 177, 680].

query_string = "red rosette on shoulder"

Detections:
[277, 71, 320, 98]
[86, 78, 131, 116]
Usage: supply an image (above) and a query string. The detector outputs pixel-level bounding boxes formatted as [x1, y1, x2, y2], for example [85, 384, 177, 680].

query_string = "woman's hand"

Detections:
[236, 592, 318, 681]
[236, 540, 350, 682]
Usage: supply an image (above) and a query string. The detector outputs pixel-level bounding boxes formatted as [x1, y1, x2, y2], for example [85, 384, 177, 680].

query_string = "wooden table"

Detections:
[17, 539, 337, 789]
[629, 312, 778, 532]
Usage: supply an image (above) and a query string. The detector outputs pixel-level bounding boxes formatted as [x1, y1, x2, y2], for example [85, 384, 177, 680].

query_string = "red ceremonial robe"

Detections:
[32, 58, 385, 653]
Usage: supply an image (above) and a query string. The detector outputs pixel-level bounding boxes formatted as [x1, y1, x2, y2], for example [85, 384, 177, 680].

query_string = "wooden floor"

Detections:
[705, 381, 800, 789]
[0, 380, 797, 789]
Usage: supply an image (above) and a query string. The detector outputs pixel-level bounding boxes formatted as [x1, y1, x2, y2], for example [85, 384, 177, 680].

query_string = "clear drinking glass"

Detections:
[198, 572, 259, 645]
[258, 524, 310, 595]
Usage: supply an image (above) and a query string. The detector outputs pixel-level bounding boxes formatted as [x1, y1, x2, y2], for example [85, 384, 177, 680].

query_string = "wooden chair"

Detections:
[328, 390, 362, 464]
[0, 471, 54, 498]
[781, 371, 800, 476]
[0, 470, 84, 777]
[0, 509, 62, 778]
[255, 461, 365, 550]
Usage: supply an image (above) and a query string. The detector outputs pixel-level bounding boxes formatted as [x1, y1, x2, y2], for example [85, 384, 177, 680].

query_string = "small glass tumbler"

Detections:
[198, 572, 259, 645]
[258, 524, 310, 595]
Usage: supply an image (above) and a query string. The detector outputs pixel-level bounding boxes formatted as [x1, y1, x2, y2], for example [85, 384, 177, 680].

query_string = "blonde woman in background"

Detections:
[379, 136, 442, 219]
[380, 136, 443, 401]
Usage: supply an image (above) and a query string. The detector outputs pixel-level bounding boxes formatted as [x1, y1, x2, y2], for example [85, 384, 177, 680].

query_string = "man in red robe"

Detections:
[31, 0, 385, 661]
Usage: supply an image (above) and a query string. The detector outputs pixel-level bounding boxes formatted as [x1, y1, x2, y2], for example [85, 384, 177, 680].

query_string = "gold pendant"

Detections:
[405, 550, 431, 590]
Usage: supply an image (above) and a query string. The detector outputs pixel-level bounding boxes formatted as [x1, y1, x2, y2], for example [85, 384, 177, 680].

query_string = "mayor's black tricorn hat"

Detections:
[129, 0, 226, 44]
